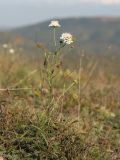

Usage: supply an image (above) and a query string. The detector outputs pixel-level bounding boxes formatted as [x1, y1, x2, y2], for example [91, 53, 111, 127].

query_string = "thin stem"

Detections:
[53, 28, 57, 47]
[0, 87, 35, 91]
[10, 69, 38, 88]
[50, 81, 76, 114]
[60, 84, 66, 122]
[78, 56, 82, 128]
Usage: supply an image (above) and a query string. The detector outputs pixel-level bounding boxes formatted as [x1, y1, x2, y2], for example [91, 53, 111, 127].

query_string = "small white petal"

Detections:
[49, 20, 61, 28]
[9, 49, 15, 54]
[3, 44, 8, 48]
[60, 33, 74, 45]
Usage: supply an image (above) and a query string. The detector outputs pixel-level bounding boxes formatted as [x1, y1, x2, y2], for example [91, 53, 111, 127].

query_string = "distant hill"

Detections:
[1, 17, 120, 55]
[11, 17, 120, 53]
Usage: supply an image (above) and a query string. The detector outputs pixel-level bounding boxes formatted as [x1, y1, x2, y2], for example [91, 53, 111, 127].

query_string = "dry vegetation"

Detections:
[0, 26, 120, 159]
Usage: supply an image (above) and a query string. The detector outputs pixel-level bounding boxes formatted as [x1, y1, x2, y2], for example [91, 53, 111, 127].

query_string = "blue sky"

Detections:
[0, 0, 120, 28]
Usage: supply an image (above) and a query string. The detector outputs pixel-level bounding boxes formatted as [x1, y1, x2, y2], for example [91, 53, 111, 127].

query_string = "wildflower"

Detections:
[3, 43, 8, 49]
[49, 20, 61, 28]
[60, 33, 74, 45]
[9, 49, 15, 54]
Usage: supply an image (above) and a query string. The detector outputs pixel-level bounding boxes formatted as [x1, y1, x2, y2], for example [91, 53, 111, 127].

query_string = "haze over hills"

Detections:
[1, 17, 120, 55]
[1, 0, 120, 28]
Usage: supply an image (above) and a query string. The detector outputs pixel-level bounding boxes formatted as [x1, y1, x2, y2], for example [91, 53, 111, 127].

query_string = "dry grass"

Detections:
[0, 48, 120, 160]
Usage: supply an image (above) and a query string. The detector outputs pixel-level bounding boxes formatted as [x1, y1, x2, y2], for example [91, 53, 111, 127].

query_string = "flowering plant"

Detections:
[37, 20, 75, 115]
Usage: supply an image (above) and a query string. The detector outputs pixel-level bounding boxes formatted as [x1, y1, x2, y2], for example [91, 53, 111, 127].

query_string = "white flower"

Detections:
[49, 20, 61, 28]
[60, 33, 74, 45]
[3, 43, 8, 49]
[9, 49, 15, 54]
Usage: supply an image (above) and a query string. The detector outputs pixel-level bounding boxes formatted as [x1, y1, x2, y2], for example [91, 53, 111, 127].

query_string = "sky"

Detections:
[0, 0, 120, 28]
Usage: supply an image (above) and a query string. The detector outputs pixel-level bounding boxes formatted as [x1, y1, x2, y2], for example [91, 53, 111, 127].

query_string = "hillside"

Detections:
[10, 17, 120, 53]
[0, 17, 120, 56]
[0, 17, 120, 160]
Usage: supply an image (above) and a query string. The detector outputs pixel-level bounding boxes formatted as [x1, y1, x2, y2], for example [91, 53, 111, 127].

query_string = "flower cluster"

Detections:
[49, 20, 74, 45]
[9, 49, 15, 54]
[49, 20, 61, 28]
[3, 44, 8, 49]
[60, 33, 74, 45]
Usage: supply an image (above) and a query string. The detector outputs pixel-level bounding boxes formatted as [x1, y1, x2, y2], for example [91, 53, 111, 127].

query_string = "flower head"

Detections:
[60, 33, 74, 45]
[3, 43, 8, 49]
[9, 49, 15, 54]
[49, 20, 61, 28]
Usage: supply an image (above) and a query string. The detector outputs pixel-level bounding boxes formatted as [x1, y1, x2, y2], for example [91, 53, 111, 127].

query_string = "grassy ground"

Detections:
[0, 50, 120, 160]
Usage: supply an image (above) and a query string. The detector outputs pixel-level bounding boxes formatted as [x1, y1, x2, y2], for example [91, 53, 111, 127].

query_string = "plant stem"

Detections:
[78, 56, 82, 128]
[53, 28, 57, 47]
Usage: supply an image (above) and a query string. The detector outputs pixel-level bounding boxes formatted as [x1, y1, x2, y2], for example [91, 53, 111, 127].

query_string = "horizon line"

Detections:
[1, 15, 120, 31]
